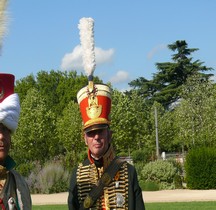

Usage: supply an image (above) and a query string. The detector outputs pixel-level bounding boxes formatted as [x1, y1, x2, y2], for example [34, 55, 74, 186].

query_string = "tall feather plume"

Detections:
[78, 17, 96, 80]
[0, 0, 9, 52]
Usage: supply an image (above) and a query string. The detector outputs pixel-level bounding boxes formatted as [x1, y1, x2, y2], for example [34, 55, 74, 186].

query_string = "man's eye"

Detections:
[87, 130, 103, 136]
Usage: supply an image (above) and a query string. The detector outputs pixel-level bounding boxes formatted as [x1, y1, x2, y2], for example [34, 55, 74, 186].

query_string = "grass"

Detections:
[33, 205, 67, 210]
[145, 201, 216, 210]
[32, 201, 216, 210]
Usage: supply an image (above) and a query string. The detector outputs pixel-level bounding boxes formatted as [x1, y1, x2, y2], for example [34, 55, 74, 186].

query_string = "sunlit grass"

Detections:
[32, 201, 216, 210]
[33, 205, 67, 210]
[145, 201, 216, 210]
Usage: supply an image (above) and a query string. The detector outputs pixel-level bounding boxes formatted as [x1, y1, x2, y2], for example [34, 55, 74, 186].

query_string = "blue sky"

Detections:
[1, 0, 216, 91]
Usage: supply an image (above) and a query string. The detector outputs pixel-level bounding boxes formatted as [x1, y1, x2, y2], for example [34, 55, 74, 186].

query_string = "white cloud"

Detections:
[147, 44, 166, 60]
[60, 45, 83, 71]
[60, 45, 114, 71]
[110, 70, 129, 84]
[95, 47, 114, 65]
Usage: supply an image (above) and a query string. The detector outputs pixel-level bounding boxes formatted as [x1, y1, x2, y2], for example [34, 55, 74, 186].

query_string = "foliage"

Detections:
[8, 40, 216, 184]
[36, 70, 86, 115]
[141, 159, 180, 190]
[56, 100, 85, 169]
[131, 149, 152, 164]
[15, 162, 35, 177]
[11, 88, 58, 165]
[139, 180, 159, 191]
[12, 70, 103, 173]
[111, 89, 153, 154]
[27, 160, 70, 194]
[128, 40, 213, 108]
[185, 147, 216, 189]
[155, 108, 181, 152]
[173, 174, 184, 189]
[15, 70, 102, 117]
[15, 74, 36, 102]
[174, 74, 216, 149]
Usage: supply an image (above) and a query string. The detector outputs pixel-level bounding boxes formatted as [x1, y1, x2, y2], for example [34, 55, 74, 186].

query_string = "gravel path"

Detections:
[31, 190, 216, 205]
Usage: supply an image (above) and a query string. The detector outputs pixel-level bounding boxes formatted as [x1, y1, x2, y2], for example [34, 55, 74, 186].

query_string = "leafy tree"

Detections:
[128, 40, 213, 108]
[158, 110, 180, 152]
[111, 89, 151, 155]
[15, 74, 36, 102]
[15, 70, 103, 117]
[11, 88, 58, 164]
[174, 74, 216, 149]
[32, 70, 88, 116]
[56, 100, 85, 168]
[150, 102, 183, 153]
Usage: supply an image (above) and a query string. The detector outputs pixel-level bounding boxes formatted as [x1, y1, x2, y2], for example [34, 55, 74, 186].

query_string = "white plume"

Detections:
[0, 0, 9, 51]
[78, 17, 96, 77]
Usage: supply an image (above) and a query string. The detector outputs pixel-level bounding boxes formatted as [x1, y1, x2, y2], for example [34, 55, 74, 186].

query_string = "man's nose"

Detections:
[93, 132, 100, 138]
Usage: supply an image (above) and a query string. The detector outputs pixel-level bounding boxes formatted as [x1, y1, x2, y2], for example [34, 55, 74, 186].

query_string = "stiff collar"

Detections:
[88, 144, 115, 170]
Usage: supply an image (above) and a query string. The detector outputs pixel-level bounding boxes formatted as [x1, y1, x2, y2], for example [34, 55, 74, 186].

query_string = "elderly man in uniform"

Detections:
[0, 73, 32, 210]
[68, 78, 145, 210]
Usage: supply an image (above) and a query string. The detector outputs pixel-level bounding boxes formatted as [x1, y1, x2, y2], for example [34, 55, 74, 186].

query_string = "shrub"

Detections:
[173, 174, 183, 189]
[139, 180, 159, 191]
[134, 162, 145, 181]
[185, 147, 216, 189]
[131, 149, 151, 164]
[15, 162, 35, 177]
[26, 160, 71, 194]
[141, 159, 179, 190]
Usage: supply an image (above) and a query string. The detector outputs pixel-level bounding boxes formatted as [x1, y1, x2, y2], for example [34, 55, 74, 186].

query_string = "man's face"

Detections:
[0, 123, 11, 164]
[84, 128, 112, 159]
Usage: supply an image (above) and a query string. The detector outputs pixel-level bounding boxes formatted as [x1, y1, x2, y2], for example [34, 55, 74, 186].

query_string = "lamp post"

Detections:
[154, 106, 159, 159]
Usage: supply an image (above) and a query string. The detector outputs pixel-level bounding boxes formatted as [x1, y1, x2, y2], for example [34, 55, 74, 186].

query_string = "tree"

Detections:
[111, 89, 152, 154]
[56, 100, 85, 168]
[174, 74, 216, 149]
[34, 70, 89, 116]
[15, 74, 36, 102]
[11, 88, 58, 164]
[155, 106, 180, 152]
[15, 70, 103, 117]
[128, 40, 213, 108]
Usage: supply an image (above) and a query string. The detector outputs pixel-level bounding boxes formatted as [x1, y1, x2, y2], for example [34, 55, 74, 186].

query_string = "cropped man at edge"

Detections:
[0, 73, 32, 210]
[68, 79, 145, 210]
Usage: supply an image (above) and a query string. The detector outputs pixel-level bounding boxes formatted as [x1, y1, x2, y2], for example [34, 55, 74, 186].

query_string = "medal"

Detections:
[116, 193, 125, 207]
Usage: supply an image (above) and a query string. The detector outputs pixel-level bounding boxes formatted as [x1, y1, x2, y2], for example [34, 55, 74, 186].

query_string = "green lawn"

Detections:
[32, 201, 216, 210]
[33, 205, 67, 210]
[145, 201, 216, 210]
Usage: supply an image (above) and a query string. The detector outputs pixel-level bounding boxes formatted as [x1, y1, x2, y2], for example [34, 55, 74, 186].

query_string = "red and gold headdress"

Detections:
[77, 18, 112, 133]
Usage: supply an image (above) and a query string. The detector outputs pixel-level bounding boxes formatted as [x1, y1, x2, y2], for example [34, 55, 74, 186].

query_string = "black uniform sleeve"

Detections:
[127, 163, 145, 210]
[68, 167, 80, 210]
